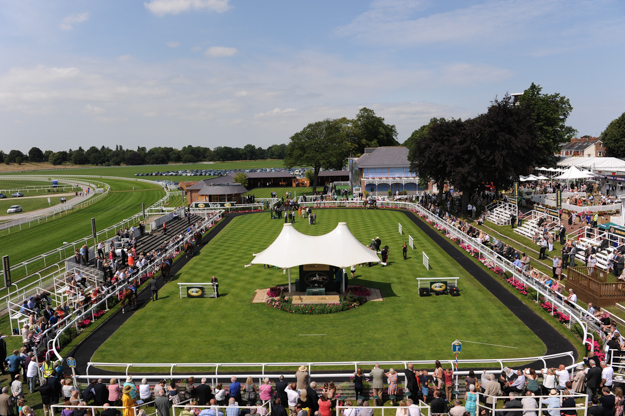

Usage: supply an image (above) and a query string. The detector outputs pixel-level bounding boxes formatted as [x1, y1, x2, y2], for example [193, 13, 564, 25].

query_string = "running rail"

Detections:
[48, 211, 224, 361]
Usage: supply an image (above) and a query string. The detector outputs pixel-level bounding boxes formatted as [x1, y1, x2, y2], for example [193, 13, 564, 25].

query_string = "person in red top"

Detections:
[317, 395, 332, 416]
[444, 367, 454, 402]
[163, 222, 167, 235]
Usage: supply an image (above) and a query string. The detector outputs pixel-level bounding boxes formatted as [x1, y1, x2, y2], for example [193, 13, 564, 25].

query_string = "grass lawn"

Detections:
[245, 187, 314, 198]
[5, 160, 286, 178]
[0, 195, 75, 213]
[0, 178, 164, 281]
[93, 209, 545, 364]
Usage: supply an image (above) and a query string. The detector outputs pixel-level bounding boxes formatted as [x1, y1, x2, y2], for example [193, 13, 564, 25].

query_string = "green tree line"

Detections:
[0, 143, 288, 166]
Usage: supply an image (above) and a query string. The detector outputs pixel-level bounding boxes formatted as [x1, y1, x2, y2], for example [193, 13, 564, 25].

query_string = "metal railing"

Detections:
[84, 352, 577, 384]
[336, 403, 430, 416]
[47, 211, 223, 360]
[295, 199, 599, 348]
[0, 178, 108, 233]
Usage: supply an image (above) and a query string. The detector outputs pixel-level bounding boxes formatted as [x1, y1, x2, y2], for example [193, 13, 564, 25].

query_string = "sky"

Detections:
[1, 0, 624, 153]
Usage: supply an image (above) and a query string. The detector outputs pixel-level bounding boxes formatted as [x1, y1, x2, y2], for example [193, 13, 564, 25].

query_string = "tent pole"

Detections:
[288, 268, 291, 293]
[342, 268, 346, 293]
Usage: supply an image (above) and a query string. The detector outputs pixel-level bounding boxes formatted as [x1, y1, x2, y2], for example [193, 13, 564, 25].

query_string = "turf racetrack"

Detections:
[0, 179, 164, 275]
[91, 209, 546, 364]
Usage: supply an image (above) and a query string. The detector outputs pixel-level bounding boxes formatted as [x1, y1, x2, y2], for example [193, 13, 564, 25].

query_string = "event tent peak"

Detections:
[250, 222, 381, 269]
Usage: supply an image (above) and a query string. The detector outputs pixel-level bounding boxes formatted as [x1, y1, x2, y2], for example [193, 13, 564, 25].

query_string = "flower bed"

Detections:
[267, 296, 366, 314]
[585, 339, 606, 361]
[266, 286, 283, 298]
[347, 286, 371, 297]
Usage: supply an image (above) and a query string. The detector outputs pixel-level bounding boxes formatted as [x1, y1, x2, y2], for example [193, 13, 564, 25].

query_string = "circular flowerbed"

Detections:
[265, 286, 368, 315]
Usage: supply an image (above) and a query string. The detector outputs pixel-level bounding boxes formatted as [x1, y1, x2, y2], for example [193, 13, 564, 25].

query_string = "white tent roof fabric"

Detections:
[251, 222, 381, 269]
[552, 166, 595, 180]
[559, 157, 625, 171]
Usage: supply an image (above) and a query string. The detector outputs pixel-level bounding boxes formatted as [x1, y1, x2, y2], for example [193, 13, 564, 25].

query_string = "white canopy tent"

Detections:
[559, 157, 625, 172]
[250, 222, 381, 292]
[552, 166, 595, 181]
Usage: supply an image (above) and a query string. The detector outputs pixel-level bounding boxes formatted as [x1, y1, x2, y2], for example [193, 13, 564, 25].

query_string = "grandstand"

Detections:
[485, 201, 517, 226]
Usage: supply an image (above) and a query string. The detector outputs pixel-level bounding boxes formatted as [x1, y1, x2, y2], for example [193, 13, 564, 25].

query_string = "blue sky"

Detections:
[1, 0, 624, 152]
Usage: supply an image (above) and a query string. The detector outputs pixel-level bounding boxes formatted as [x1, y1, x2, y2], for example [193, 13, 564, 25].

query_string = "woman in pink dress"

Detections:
[385, 369, 398, 405]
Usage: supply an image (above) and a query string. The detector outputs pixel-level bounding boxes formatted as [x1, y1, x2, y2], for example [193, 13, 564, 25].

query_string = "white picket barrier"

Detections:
[398, 222, 403, 235]
[422, 251, 429, 269]
[409, 235, 414, 249]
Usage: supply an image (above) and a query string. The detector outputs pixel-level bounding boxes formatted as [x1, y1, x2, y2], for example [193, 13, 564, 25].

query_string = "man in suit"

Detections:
[39, 379, 54, 416]
[370, 364, 385, 406]
[503, 393, 522, 416]
[155, 390, 171, 416]
[197, 378, 213, 406]
[272, 398, 288, 416]
[484, 374, 503, 406]
[599, 237, 609, 251]
[275, 376, 288, 406]
[586, 360, 603, 399]
[306, 382, 319, 414]
[559, 226, 566, 245]
[404, 364, 419, 402]
[94, 378, 109, 406]
[429, 390, 447, 414]
[588, 396, 605, 416]
[0, 387, 14, 416]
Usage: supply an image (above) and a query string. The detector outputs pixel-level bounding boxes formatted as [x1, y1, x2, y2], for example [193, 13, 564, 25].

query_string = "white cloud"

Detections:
[145, 0, 230, 16]
[166, 41, 180, 48]
[117, 55, 134, 62]
[205, 46, 238, 57]
[60, 12, 89, 31]
[192, 46, 202, 52]
[337, 0, 564, 46]
[83, 104, 105, 115]
[254, 108, 297, 118]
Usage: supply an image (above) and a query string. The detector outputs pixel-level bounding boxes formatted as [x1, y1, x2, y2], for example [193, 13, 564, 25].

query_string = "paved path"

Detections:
[68, 209, 577, 378]
[0, 186, 94, 221]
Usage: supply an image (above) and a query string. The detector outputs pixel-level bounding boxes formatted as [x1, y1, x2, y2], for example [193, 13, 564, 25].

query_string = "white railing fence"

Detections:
[47, 211, 223, 361]
[0, 178, 108, 233]
[0, 186, 170, 290]
[295, 199, 600, 347]
[83, 352, 577, 386]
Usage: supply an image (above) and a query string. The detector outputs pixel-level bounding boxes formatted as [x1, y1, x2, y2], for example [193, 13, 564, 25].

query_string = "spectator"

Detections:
[139, 379, 151, 401]
[503, 393, 522, 416]
[5, 351, 24, 382]
[449, 399, 466, 416]
[521, 391, 538, 416]
[154, 391, 170, 416]
[229, 377, 242, 405]
[317, 396, 331, 416]
[296, 366, 309, 391]
[108, 378, 122, 406]
[196, 378, 213, 406]
[542, 390, 560, 416]
[599, 387, 615, 416]
[215, 384, 226, 406]
[273, 399, 288, 416]
[429, 390, 447, 414]
[286, 383, 300, 416]
[226, 398, 240, 416]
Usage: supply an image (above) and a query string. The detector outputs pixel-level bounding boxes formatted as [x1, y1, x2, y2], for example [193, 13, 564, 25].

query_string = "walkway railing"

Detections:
[0, 177, 108, 233]
[48, 211, 223, 361]
[0, 188, 173, 316]
[83, 352, 577, 384]
[296, 199, 600, 348]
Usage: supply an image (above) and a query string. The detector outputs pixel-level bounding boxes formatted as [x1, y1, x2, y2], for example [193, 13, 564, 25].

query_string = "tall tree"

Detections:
[233, 172, 248, 187]
[517, 83, 576, 166]
[28, 147, 45, 162]
[348, 108, 399, 154]
[284, 119, 351, 194]
[407, 118, 453, 203]
[601, 112, 625, 157]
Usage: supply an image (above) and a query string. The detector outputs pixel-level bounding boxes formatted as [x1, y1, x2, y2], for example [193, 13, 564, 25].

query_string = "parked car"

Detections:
[0, 193, 6, 198]
[11, 192, 24, 197]
[7, 205, 22, 213]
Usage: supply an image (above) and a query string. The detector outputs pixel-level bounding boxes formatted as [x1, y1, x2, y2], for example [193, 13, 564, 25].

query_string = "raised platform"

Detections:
[252, 286, 384, 303]
[292, 295, 340, 305]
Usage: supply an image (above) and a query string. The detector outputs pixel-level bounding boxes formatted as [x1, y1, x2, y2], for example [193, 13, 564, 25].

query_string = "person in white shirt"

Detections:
[407, 399, 421, 416]
[601, 361, 614, 388]
[285, 383, 300, 415]
[567, 289, 577, 304]
[555, 365, 570, 391]
[26, 355, 39, 393]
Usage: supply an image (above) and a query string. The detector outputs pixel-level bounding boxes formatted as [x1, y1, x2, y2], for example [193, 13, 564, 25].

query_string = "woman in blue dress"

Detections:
[464, 384, 477, 416]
